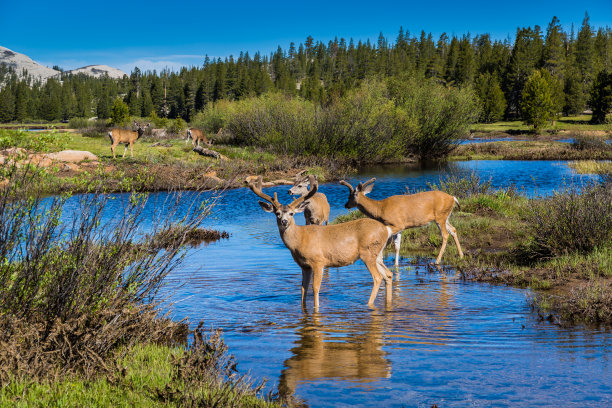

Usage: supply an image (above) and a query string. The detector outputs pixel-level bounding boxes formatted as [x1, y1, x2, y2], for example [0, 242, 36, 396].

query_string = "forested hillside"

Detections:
[0, 14, 611, 124]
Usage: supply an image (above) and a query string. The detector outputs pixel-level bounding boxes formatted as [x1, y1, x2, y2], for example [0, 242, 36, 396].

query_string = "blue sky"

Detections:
[1, 0, 610, 74]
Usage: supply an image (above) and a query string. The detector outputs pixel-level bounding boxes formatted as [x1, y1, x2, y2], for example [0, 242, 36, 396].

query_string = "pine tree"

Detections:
[521, 70, 554, 132]
[543, 16, 566, 78]
[475, 72, 506, 122]
[13, 82, 29, 122]
[0, 87, 14, 123]
[590, 70, 612, 123]
[111, 98, 130, 126]
[563, 66, 585, 115]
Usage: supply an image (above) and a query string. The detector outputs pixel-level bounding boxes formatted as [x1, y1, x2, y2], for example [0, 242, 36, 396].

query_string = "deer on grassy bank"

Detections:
[339, 178, 464, 266]
[247, 175, 393, 308]
[185, 128, 210, 147]
[108, 122, 150, 158]
[288, 170, 330, 225]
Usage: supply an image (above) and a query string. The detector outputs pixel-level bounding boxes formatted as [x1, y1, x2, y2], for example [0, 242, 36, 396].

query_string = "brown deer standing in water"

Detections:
[340, 178, 464, 266]
[108, 121, 150, 158]
[247, 175, 393, 308]
[288, 170, 330, 225]
[185, 128, 210, 147]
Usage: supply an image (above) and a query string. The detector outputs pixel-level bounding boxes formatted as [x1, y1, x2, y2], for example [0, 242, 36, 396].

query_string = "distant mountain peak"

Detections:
[0, 45, 127, 82]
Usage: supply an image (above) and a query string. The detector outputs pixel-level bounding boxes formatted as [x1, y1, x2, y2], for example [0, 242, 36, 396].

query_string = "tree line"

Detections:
[0, 13, 611, 125]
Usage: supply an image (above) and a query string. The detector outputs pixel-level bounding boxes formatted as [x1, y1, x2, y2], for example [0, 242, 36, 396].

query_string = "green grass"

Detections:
[566, 160, 612, 175]
[471, 114, 611, 133]
[0, 343, 279, 407]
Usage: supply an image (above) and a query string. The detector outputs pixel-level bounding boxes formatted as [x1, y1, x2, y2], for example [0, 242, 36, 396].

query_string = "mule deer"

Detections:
[185, 128, 210, 147]
[108, 121, 150, 158]
[288, 170, 330, 225]
[247, 175, 393, 308]
[340, 178, 464, 266]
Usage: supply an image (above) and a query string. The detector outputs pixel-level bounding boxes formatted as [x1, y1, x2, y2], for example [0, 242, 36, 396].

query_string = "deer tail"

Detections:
[454, 196, 461, 211]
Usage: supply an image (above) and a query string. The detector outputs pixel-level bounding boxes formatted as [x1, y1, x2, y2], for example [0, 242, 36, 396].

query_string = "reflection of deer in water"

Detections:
[278, 311, 390, 397]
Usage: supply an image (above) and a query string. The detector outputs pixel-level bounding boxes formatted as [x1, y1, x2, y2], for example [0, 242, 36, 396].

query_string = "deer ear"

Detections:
[294, 201, 308, 213]
[362, 183, 374, 195]
[258, 201, 274, 213]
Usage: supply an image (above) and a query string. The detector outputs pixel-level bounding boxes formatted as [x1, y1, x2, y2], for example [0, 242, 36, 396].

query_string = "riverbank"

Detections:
[334, 176, 612, 326]
[3, 127, 612, 195]
[0, 171, 284, 407]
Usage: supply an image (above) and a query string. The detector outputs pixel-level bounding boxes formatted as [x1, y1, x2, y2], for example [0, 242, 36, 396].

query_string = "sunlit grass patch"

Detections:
[567, 160, 612, 175]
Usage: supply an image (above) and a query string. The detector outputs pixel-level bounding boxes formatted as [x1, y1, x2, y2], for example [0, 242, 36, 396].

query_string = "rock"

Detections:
[46, 150, 98, 163]
[0, 147, 27, 157]
[150, 129, 167, 138]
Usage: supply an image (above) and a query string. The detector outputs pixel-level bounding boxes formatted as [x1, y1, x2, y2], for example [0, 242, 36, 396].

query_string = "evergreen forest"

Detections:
[1, 14, 611, 125]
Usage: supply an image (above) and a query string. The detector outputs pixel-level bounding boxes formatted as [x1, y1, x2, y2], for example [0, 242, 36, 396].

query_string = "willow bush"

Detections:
[196, 78, 479, 162]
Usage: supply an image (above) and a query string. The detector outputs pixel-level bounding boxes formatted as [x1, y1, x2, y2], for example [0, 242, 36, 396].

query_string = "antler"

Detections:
[247, 176, 281, 207]
[358, 178, 376, 190]
[289, 175, 317, 208]
[295, 170, 308, 180]
[339, 180, 354, 193]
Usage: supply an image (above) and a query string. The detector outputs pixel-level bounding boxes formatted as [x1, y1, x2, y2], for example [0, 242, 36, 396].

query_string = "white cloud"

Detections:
[118, 56, 207, 73]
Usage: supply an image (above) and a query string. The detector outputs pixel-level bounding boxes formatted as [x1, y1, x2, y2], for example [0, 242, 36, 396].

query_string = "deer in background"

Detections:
[339, 178, 464, 266]
[108, 121, 150, 158]
[247, 175, 393, 308]
[185, 128, 210, 147]
[288, 170, 330, 225]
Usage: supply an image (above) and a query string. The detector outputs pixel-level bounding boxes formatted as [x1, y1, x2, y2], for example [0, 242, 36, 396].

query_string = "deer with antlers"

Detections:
[108, 121, 150, 158]
[247, 175, 393, 308]
[288, 170, 330, 225]
[339, 178, 464, 266]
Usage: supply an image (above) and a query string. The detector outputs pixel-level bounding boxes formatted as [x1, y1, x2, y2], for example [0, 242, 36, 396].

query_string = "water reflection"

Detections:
[279, 310, 390, 396]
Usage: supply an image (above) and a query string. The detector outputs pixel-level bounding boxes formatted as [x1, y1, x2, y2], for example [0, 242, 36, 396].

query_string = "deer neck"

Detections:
[277, 221, 302, 252]
[356, 194, 385, 222]
[137, 128, 145, 139]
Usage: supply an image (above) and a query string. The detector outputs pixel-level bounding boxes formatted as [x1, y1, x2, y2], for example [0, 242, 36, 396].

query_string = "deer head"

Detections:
[288, 170, 315, 196]
[339, 178, 376, 209]
[249, 175, 318, 230]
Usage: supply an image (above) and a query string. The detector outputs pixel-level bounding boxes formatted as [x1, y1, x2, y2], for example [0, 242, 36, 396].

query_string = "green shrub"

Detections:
[68, 117, 89, 129]
[388, 75, 480, 160]
[526, 182, 612, 259]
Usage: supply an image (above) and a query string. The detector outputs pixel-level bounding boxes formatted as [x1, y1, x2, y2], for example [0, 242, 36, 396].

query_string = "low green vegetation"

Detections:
[0, 165, 280, 407]
[333, 173, 612, 326]
[567, 160, 612, 175]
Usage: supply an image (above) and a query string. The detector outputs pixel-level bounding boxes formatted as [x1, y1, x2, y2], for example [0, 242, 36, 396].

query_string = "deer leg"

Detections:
[393, 232, 402, 267]
[435, 221, 449, 265]
[130, 142, 134, 158]
[447, 218, 464, 259]
[376, 249, 393, 304]
[111, 144, 116, 159]
[312, 266, 324, 309]
[301, 267, 312, 305]
[363, 256, 383, 306]
[122, 144, 128, 158]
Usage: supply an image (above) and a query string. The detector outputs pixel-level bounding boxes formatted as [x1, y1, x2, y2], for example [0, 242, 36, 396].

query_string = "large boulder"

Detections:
[46, 150, 98, 163]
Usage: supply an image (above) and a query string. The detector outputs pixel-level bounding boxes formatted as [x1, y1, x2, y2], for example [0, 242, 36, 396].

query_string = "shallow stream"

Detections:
[120, 160, 610, 406]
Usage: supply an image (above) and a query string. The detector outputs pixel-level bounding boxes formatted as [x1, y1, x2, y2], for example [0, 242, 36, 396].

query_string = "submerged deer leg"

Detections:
[312, 265, 324, 309]
[363, 256, 384, 306]
[301, 267, 312, 305]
